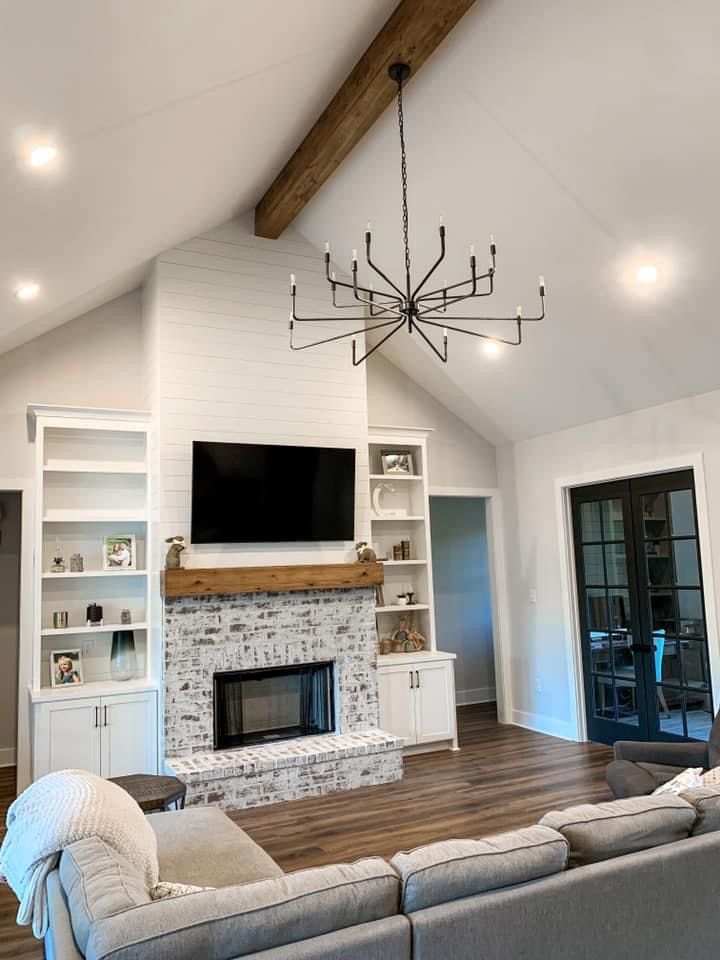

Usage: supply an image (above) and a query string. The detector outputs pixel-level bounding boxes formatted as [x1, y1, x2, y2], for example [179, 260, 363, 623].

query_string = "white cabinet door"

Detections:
[100, 692, 158, 778]
[34, 698, 102, 779]
[378, 667, 416, 745]
[413, 661, 456, 745]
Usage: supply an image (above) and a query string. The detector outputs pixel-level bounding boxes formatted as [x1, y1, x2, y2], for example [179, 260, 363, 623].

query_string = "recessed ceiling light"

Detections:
[636, 264, 658, 284]
[29, 144, 58, 167]
[15, 282, 40, 301]
[483, 340, 501, 356]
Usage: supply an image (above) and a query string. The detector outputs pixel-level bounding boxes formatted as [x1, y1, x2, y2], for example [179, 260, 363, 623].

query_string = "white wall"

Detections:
[145, 215, 370, 566]
[498, 387, 720, 740]
[0, 492, 21, 764]
[0, 291, 143, 480]
[367, 353, 497, 489]
[430, 496, 495, 704]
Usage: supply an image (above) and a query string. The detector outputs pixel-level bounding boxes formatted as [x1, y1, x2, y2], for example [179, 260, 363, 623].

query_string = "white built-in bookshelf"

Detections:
[369, 426, 458, 751]
[28, 405, 155, 696]
[368, 426, 437, 651]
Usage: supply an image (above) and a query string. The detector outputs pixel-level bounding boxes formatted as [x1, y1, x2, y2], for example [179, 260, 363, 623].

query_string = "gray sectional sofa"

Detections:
[44, 791, 720, 960]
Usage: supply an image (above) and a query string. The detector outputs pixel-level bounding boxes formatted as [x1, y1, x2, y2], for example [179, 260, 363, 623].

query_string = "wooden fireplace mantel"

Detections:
[160, 562, 384, 598]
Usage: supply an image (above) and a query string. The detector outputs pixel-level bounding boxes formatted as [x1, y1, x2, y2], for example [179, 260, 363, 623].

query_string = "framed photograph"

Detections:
[381, 451, 414, 476]
[51, 649, 83, 688]
[103, 535, 136, 570]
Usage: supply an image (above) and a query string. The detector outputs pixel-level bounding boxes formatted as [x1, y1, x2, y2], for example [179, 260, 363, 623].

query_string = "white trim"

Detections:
[555, 452, 720, 743]
[456, 686, 496, 705]
[511, 709, 578, 742]
[0, 479, 34, 792]
[368, 424, 434, 437]
[0, 747, 17, 767]
[428, 485, 513, 725]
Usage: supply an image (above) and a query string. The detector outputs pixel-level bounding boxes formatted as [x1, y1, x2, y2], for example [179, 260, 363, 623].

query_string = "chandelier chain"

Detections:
[396, 75, 411, 295]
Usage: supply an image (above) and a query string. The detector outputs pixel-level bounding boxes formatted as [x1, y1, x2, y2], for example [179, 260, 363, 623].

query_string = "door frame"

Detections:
[556, 453, 720, 742]
[428, 485, 512, 724]
[0, 479, 34, 790]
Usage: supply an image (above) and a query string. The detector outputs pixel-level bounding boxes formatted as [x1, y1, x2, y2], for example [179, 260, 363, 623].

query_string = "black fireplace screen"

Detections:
[213, 661, 335, 749]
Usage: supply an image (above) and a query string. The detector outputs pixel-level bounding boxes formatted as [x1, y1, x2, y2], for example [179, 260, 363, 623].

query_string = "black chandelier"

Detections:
[289, 62, 546, 366]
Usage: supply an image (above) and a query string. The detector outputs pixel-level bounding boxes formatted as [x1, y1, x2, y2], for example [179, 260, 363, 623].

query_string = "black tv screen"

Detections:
[191, 441, 356, 544]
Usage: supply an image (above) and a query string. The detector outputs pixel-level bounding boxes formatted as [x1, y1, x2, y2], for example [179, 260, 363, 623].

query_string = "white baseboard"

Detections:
[511, 709, 579, 742]
[0, 746, 16, 767]
[456, 686, 496, 706]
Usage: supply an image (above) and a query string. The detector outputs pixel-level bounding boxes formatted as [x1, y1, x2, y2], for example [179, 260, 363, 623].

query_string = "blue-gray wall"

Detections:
[430, 496, 495, 703]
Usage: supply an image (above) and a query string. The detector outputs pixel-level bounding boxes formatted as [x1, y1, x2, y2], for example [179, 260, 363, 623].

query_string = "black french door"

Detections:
[572, 470, 714, 745]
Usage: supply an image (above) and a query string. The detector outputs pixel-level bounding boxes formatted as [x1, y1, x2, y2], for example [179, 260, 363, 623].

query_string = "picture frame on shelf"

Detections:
[50, 648, 84, 688]
[103, 535, 136, 570]
[381, 451, 414, 476]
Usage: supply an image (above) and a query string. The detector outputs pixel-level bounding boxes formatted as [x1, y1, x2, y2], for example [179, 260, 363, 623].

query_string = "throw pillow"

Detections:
[653, 767, 703, 795]
[701, 766, 720, 787]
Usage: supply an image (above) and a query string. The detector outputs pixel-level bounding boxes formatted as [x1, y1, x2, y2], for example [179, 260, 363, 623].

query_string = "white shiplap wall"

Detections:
[146, 215, 370, 567]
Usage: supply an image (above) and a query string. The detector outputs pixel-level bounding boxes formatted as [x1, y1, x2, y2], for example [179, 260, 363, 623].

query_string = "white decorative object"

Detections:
[701, 766, 720, 786]
[371, 482, 407, 519]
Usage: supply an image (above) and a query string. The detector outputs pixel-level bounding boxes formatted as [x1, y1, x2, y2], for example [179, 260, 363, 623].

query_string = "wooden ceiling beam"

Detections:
[254, 0, 476, 239]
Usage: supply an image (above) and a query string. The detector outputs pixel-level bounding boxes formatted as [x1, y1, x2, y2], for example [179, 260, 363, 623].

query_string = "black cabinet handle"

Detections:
[103, 705, 108, 727]
[409, 671, 414, 689]
[416, 670, 420, 688]
[94, 706, 99, 728]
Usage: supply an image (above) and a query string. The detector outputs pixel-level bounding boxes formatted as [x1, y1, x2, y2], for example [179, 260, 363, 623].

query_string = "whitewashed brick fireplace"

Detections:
[162, 568, 403, 809]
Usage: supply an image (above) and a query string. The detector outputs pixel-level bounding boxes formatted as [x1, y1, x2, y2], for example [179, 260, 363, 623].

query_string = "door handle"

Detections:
[409, 671, 414, 689]
[103, 705, 108, 727]
[415, 670, 420, 689]
[93, 706, 99, 728]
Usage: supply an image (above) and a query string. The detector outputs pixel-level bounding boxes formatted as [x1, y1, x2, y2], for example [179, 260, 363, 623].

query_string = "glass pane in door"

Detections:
[579, 494, 640, 732]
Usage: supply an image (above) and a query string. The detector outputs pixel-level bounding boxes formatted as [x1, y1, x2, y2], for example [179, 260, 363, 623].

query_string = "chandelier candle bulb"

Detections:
[516, 305, 522, 318]
[352, 249, 358, 261]
[469, 243, 476, 257]
[442, 327, 448, 339]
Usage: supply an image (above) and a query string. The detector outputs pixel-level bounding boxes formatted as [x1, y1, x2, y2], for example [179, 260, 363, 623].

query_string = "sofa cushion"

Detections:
[539, 794, 696, 867]
[86, 857, 400, 960]
[59, 837, 151, 954]
[680, 785, 720, 836]
[390, 826, 568, 913]
[147, 806, 283, 887]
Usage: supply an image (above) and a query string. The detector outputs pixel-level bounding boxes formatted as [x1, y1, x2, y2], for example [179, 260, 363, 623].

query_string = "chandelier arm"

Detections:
[351, 319, 406, 367]
[409, 318, 448, 363]
[416, 289, 545, 325]
[290, 316, 402, 352]
[364, 233, 406, 299]
[417, 268, 492, 304]
[325, 254, 402, 304]
[414, 316, 523, 346]
[415, 284, 495, 318]
[411, 226, 446, 300]
[331, 287, 399, 313]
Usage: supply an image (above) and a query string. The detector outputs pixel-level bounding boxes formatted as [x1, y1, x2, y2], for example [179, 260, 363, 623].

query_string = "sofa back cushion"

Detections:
[60, 837, 151, 954]
[85, 857, 400, 960]
[390, 826, 568, 913]
[708, 713, 720, 768]
[680, 785, 720, 836]
[539, 794, 696, 867]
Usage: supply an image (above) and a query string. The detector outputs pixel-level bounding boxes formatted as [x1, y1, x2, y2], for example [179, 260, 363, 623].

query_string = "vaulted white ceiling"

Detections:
[5, 0, 720, 444]
[296, 0, 720, 442]
[0, 0, 396, 353]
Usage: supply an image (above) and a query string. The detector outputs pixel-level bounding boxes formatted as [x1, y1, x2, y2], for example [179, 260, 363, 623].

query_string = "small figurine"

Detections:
[70, 553, 84, 573]
[355, 541, 377, 563]
[165, 535, 186, 569]
[50, 539, 65, 574]
[120, 609, 132, 625]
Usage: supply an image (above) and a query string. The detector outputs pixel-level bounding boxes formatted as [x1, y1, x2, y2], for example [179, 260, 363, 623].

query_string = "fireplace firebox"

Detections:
[213, 661, 335, 750]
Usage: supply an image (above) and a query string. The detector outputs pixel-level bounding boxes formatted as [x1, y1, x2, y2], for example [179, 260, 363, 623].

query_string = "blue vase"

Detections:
[110, 630, 137, 681]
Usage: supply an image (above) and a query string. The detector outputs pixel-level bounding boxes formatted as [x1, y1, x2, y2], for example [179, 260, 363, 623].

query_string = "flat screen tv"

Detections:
[191, 441, 356, 544]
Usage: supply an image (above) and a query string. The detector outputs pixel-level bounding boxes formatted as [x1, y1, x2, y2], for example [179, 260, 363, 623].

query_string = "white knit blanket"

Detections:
[0, 770, 160, 938]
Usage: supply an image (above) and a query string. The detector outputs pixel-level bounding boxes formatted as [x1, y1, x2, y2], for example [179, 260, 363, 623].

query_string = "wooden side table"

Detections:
[109, 774, 187, 813]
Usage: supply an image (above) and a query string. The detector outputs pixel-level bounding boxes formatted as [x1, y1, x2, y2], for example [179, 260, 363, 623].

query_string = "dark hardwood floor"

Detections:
[0, 704, 613, 959]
